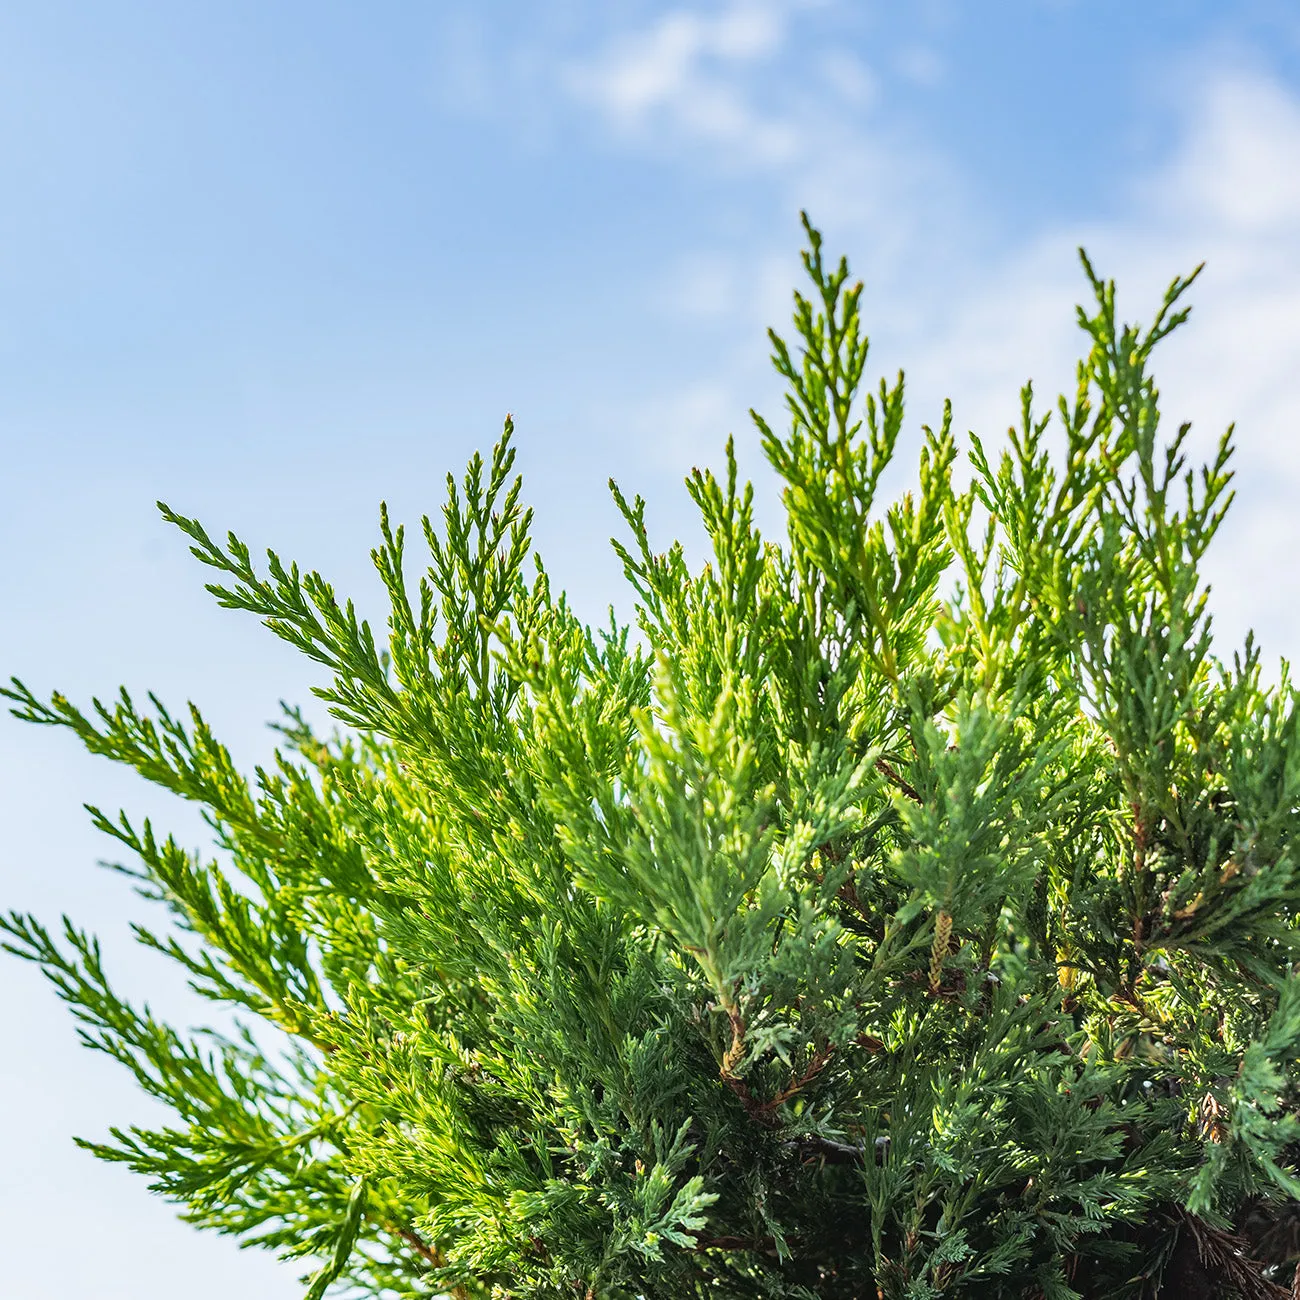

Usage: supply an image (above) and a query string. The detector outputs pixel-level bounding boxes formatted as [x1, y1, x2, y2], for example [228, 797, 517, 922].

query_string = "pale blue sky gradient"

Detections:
[4, 3, 1300, 1294]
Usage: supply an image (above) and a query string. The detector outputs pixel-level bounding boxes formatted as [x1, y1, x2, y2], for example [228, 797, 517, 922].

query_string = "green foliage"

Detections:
[7, 213, 1300, 1298]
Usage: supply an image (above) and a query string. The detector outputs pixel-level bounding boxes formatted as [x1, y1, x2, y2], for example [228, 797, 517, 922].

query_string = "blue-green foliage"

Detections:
[6, 217, 1300, 1298]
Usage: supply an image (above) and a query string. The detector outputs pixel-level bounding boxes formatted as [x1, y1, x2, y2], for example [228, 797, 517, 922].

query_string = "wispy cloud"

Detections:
[560, 1, 956, 222]
[554, 2, 973, 493]
[888, 66, 1300, 653]
[562, 1, 799, 164]
[1141, 69, 1300, 234]
[560, 1, 970, 360]
[894, 44, 945, 88]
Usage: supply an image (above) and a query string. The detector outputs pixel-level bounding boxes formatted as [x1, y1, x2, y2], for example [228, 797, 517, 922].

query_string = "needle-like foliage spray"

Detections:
[7, 217, 1300, 1298]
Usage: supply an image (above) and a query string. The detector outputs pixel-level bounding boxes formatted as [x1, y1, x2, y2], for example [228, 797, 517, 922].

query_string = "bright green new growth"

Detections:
[7, 216, 1300, 1299]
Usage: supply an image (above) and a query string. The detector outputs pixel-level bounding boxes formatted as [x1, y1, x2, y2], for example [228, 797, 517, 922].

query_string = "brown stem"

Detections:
[782, 1133, 867, 1166]
[756, 1045, 834, 1114]
[387, 1223, 470, 1300]
[837, 876, 874, 928]
[393, 1224, 441, 1265]
[718, 1001, 753, 1109]
[876, 757, 922, 804]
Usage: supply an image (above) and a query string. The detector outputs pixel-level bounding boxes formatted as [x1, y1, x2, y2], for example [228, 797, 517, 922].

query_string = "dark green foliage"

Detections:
[7, 216, 1300, 1298]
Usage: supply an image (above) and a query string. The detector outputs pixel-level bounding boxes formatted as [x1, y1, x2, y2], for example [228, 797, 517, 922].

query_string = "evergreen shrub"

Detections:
[7, 218, 1300, 1298]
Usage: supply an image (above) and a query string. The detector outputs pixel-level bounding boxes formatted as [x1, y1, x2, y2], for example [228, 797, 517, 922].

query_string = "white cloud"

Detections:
[641, 377, 740, 465]
[563, 1, 799, 163]
[820, 50, 879, 108]
[560, 0, 964, 238]
[651, 245, 793, 328]
[895, 44, 946, 88]
[565, 6, 969, 335]
[1144, 72, 1300, 234]
[906, 70, 1300, 418]
[568, 2, 782, 117]
[899, 66, 1300, 655]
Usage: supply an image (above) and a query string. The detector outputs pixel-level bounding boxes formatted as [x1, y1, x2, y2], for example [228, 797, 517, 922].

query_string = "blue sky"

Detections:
[4, 3, 1300, 1294]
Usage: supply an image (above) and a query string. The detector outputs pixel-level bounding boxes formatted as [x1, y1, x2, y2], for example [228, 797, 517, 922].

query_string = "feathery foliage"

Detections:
[7, 216, 1300, 1298]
